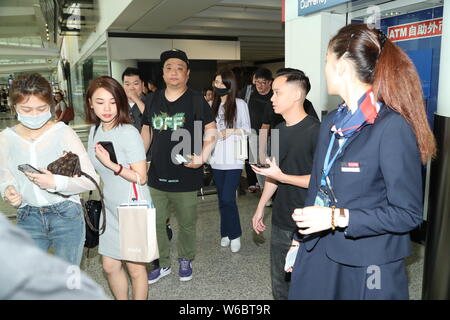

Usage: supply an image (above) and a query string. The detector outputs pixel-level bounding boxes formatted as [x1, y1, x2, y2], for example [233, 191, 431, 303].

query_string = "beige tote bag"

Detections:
[118, 174, 159, 263]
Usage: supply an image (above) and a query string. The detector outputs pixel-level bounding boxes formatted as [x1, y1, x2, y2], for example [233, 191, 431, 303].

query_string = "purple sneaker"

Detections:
[148, 266, 171, 284]
[178, 258, 193, 281]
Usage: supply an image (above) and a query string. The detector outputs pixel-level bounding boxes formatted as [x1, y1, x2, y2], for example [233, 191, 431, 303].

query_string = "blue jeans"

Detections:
[16, 200, 86, 266]
[212, 169, 242, 240]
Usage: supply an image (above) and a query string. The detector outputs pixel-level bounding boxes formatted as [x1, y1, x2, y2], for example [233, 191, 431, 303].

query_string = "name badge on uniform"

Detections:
[314, 186, 331, 207]
[340, 162, 360, 173]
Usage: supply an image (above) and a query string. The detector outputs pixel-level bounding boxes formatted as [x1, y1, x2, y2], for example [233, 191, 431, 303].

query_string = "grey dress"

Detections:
[88, 124, 152, 260]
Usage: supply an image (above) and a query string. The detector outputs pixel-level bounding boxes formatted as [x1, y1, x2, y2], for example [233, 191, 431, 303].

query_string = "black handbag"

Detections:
[82, 191, 102, 249]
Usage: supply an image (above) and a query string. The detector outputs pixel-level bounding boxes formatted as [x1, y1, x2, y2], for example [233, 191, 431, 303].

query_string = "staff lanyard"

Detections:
[320, 134, 347, 187]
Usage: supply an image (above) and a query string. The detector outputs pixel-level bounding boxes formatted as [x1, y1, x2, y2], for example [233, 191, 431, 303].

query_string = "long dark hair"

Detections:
[84, 76, 131, 127]
[211, 69, 238, 128]
[328, 23, 436, 163]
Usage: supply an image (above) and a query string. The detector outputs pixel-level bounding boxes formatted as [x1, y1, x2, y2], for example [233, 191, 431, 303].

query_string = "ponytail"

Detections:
[329, 23, 436, 164]
[373, 39, 436, 163]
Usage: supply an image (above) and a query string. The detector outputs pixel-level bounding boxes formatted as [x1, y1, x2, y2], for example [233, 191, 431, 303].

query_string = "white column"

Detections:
[285, 2, 346, 119]
[436, 4, 450, 117]
[110, 59, 138, 82]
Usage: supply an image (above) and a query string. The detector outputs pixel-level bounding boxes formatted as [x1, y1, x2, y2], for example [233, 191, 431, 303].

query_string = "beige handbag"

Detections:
[235, 129, 248, 161]
[118, 174, 159, 263]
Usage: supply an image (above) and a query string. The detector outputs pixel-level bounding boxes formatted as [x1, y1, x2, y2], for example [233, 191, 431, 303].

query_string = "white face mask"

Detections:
[17, 110, 52, 129]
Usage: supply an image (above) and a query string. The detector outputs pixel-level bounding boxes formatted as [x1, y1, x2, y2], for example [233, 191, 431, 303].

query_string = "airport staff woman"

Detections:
[288, 23, 436, 300]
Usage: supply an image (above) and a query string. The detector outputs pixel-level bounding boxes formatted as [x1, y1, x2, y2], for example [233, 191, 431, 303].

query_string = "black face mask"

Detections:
[213, 86, 230, 97]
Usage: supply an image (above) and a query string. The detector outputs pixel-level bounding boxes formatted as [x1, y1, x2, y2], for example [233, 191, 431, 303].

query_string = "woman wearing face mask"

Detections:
[0, 73, 98, 266]
[209, 69, 251, 253]
[85, 76, 151, 300]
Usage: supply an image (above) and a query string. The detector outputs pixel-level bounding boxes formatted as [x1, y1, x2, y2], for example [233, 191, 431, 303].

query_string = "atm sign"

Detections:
[387, 18, 443, 42]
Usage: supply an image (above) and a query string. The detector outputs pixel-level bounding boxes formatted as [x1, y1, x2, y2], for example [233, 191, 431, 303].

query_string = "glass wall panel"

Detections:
[70, 41, 109, 125]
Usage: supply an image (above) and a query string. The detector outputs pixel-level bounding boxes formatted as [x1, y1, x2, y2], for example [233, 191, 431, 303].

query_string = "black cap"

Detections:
[160, 49, 189, 68]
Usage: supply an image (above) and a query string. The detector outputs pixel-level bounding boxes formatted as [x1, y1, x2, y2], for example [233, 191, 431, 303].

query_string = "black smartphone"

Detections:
[18, 164, 43, 174]
[98, 141, 118, 164]
[251, 163, 270, 168]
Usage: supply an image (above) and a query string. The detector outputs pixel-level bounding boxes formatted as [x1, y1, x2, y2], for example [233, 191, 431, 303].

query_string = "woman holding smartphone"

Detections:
[0, 73, 98, 266]
[85, 76, 151, 300]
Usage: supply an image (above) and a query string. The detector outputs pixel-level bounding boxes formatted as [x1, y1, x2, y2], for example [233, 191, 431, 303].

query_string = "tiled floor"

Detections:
[1, 191, 424, 300]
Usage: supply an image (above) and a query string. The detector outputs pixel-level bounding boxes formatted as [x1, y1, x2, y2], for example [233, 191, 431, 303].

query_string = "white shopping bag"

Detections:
[118, 174, 159, 263]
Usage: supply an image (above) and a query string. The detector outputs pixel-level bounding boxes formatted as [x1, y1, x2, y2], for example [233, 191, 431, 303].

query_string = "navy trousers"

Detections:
[212, 169, 242, 240]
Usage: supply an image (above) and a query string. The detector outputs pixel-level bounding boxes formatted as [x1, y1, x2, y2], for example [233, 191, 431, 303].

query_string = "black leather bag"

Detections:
[82, 191, 102, 249]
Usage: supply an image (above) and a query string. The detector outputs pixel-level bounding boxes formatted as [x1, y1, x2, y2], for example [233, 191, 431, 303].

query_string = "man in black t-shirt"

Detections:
[259, 69, 319, 167]
[122, 67, 147, 132]
[141, 49, 216, 284]
[251, 70, 320, 300]
[245, 67, 273, 192]
[122, 67, 153, 162]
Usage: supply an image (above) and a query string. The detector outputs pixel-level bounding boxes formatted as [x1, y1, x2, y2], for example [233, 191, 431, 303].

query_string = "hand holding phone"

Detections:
[97, 141, 118, 164]
[18, 165, 56, 189]
[253, 163, 270, 168]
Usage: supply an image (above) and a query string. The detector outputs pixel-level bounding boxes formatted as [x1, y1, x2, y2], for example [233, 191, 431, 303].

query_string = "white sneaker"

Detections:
[230, 237, 241, 253]
[221, 237, 230, 247]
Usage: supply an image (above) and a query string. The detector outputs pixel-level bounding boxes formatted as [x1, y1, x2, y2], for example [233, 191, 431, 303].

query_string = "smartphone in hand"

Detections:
[18, 164, 43, 174]
[98, 141, 118, 164]
[252, 163, 270, 168]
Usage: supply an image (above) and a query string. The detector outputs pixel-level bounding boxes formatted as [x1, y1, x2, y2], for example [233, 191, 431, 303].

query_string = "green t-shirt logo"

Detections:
[152, 112, 185, 131]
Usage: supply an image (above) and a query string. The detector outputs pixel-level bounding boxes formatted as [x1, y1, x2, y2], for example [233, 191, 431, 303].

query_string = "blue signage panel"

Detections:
[406, 49, 433, 99]
[298, 0, 351, 16]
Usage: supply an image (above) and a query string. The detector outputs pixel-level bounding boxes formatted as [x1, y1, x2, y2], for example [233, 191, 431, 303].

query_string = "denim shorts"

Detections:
[16, 200, 85, 266]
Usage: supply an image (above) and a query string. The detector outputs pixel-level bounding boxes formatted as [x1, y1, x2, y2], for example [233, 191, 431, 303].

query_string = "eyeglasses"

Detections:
[255, 80, 270, 86]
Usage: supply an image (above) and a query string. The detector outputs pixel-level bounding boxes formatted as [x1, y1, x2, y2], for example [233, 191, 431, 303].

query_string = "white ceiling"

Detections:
[0, 0, 58, 76]
[109, 0, 284, 62]
[0, 0, 445, 76]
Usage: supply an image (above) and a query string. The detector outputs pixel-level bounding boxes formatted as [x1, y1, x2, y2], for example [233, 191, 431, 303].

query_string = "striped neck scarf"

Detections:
[331, 89, 380, 138]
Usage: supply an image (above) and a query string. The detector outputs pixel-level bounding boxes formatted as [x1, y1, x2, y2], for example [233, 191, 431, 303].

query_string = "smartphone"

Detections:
[252, 163, 270, 168]
[98, 141, 118, 164]
[18, 164, 43, 174]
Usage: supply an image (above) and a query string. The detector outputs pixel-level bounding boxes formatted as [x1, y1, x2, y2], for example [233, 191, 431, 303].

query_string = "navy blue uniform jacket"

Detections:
[301, 105, 423, 267]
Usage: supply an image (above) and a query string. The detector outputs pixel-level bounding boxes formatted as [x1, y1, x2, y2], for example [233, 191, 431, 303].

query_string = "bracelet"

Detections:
[331, 206, 336, 231]
[114, 164, 123, 176]
[290, 244, 300, 247]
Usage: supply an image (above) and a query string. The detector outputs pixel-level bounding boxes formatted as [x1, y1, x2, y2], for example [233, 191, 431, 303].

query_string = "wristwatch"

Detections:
[337, 208, 347, 228]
